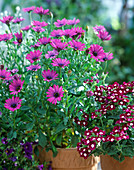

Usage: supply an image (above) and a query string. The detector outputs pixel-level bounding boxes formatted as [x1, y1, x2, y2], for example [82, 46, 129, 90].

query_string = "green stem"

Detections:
[8, 24, 13, 34]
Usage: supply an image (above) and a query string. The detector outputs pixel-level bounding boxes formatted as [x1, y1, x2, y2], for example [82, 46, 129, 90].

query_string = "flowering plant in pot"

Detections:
[76, 80, 134, 165]
[0, 6, 113, 169]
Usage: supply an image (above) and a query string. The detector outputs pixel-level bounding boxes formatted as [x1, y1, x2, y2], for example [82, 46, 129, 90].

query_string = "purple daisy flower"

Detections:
[1, 138, 8, 144]
[68, 40, 85, 51]
[0, 69, 11, 80]
[30, 42, 40, 49]
[32, 26, 45, 33]
[46, 84, 64, 105]
[26, 50, 42, 63]
[99, 52, 113, 62]
[67, 18, 80, 25]
[71, 27, 85, 39]
[51, 58, 70, 68]
[9, 79, 24, 95]
[26, 64, 41, 71]
[97, 30, 111, 41]
[45, 50, 59, 59]
[21, 25, 32, 31]
[88, 44, 105, 61]
[4, 96, 22, 112]
[54, 18, 67, 27]
[0, 33, 13, 42]
[33, 6, 49, 16]
[50, 29, 63, 38]
[50, 39, 68, 51]
[5, 148, 14, 155]
[14, 32, 23, 44]
[62, 29, 77, 38]
[0, 15, 13, 25]
[32, 20, 48, 27]
[92, 25, 106, 33]
[42, 70, 58, 82]
[38, 37, 51, 46]
[22, 6, 35, 13]
[12, 17, 25, 24]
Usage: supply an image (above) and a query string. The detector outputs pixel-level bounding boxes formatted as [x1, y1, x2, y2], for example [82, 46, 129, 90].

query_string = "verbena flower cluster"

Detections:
[0, 5, 113, 168]
[75, 81, 134, 161]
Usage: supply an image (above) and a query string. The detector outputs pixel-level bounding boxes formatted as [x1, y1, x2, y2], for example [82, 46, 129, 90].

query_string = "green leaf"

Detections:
[56, 134, 62, 146]
[13, 131, 17, 138]
[26, 123, 34, 131]
[38, 129, 47, 148]
[54, 122, 66, 134]
[21, 106, 30, 110]
[34, 145, 39, 157]
[71, 136, 79, 147]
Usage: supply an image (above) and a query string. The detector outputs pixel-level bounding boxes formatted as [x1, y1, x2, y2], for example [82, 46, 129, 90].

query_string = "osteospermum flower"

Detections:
[0, 15, 13, 25]
[4, 96, 22, 111]
[68, 40, 85, 51]
[63, 29, 76, 38]
[21, 25, 32, 31]
[99, 52, 113, 62]
[9, 79, 24, 95]
[0, 33, 13, 42]
[32, 26, 45, 33]
[14, 32, 23, 44]
[26, 64, 41, 71]
[50, 29, 63, 38]
[50, 39, 68, 51]
[22, 6, 35, 13]
[46, 85, 64, 105]
[88, 44, 105, 61]
[30, 42, 40, 49]
[54, 18, 67, 27]
[26, 50, 42, 63]
[45, 50, 59, 59]
[72, 27, 85, 39]
[12, 17, 25, 24]
[67, 18, 80, 25]
[92, 25, 106, 33]
[38, 37, 51, 46]
[42, 70, 58, 82]
[32, 20, 48, 27]
[51, 58, 70, 68]
[33, 6, 49, 16]
[97, 30, 111, 41]
[0, 69, 11, 80]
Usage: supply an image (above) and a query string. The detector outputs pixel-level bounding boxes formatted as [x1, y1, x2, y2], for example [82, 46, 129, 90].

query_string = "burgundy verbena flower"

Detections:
[1, 138, 8, 144]
[0, 69, 11, 80]
[32, 20, 48, 27]
[26, 64, 41, 71]
[12, 17, 25, 24]
[50, 29, 63, 38]
[45, 50, 59, 59]
[4, 96, 22, 112]
[86, 90, 94, 97]
[33, 6, 49, 16]
[32, 26, 45, 33]
[38, 37, 51, 46]
[99, 52, 113, 62]
[26, 50, 42, 63]
[92, 25, 106, 33]
[54, 18, 67, 27]
[5, 148, 14, 155]
[67, 18, 80, 25]
[46, 85, 64, 105]
[97, 30, 111, 41]
[68, 40, 85, 51]
[51, 58, 70, 68]
[42, 70, 58, 82]
[50, 39, 68, 51]
[0, 33, 13, 42]
[14, 32, 23, 44]
[21, 25, 32, 31]
[0, 15, 13, 25]
[9, 79, 24, 95]
[88, 44, 105, 61]
[22, 6, 35, 13]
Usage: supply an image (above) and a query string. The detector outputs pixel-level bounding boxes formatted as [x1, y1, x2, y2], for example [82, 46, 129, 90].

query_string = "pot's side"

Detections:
[100, 155, 134, 170]
[38, 146, 99, 170]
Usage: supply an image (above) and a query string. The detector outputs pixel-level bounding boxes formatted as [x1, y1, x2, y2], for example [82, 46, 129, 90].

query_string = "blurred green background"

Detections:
[0, 0, 134, 84]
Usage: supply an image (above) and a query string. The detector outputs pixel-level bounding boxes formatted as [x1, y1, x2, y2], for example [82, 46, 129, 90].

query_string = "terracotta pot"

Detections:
[100, 154, 134, 170]
[38, 146, 99, 170]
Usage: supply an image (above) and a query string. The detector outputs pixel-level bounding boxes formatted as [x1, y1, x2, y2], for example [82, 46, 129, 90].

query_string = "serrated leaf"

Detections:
[54, 122, 66, 134]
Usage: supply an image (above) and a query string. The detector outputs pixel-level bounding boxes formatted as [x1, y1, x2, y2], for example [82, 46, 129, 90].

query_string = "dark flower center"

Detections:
[102, 57, 107, 61]
[47, 76, 52, 80]
[32, 57, 38, 61]
[50, 54, 55, 57]
[54, 92, 59, 98]
[58, 63, 64, 67]
[74, 46, 78, 50]
[0, 75, 5, 79]
[17, 38, 22, 43]
[93, 51, 98, 56]
[32, 68, 36, 71]
[11, 103, 17, 108]
[16, 86, 21, 91]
